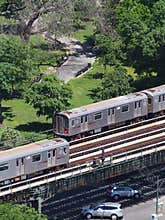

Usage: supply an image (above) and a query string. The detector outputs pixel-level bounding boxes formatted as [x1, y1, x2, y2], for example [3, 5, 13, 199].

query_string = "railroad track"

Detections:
[70, 118, 165, 153]
[69, 119, 165, 166]
[0, 117, 165, 198]
[42, 164, 165, 220]
[70, 115, 165, 147]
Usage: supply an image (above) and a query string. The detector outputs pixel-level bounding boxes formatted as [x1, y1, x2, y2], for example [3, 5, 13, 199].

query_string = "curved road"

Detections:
[56, 37, 96, 83]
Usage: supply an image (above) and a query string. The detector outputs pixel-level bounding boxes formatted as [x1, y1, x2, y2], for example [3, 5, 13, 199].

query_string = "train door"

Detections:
[108, 108, 115, 124]
[134, 101, 143, 117]
[16, 158, 25, 175]
[47, 149, 56, 167]
[80, 115, 88, 132]
[55, 115, 63, 133]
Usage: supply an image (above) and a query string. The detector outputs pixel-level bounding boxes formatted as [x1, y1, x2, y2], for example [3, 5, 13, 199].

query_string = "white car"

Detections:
[81, 202, 123, 219]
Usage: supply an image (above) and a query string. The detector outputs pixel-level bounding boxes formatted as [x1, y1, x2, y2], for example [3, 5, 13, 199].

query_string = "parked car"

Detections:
[81, 202, 123, 219]
[107, 184, 141, 200]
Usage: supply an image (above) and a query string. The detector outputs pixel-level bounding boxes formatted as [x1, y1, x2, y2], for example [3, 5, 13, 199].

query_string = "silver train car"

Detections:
[142, 84, 165, 116]
[53, 84, 165, 139]
[0, 138, 69, 185]
[54, 92, 148, 139]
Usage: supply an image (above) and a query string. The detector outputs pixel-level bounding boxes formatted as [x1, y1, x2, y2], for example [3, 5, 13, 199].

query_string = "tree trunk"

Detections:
[18, 12, 40, 42]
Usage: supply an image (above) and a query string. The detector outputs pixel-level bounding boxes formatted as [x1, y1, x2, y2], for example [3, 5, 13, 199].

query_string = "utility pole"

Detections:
[156, 175, 159, 216]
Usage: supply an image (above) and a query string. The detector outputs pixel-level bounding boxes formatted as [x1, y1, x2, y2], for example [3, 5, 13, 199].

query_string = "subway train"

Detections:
[0, 84, 165, 186]
[53, 84, 165, 140]
[0, 138, 69, 186]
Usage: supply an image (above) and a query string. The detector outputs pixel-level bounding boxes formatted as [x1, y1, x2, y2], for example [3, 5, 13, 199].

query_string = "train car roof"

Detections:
[141, 84, 165, 97]
[58, 92, 147, 118]
[0, 138, 68, 163]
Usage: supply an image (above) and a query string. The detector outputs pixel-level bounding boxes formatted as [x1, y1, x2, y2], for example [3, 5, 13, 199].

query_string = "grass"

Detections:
[2, 99, 51, 137]
[72, 22, 95, 43]
[69, 61, 103, 107]
[69, 74, 101, 107]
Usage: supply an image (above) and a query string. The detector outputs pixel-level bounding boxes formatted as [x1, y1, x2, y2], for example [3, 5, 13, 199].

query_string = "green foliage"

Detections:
[2, 98, 51, 136]
[95, 34, 125, 66]
[69, 64, 102, 107]
[0, 127, 21, 147]
[24, 74, 72, 119]
[93, 65, 133, 101]
[0, 34, 32, 100]
[73, 22, 95, 43]
[116, 0, 165, 75]
[0, 202, 47, 220]
[31, 48, 65, 69]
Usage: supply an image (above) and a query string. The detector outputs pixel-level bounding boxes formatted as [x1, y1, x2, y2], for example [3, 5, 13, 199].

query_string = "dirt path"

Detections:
[56, 37, 96, 83]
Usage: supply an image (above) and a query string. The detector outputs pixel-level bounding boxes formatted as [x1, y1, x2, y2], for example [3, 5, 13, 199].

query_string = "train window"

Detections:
[0, 163, 8, 171]
[159, 95, 161, 102]
[63, 148, 67, 154]
[53, 149, 56, 157]
[135, 102, 137, 109]
[71, 120, 74, 126]
[48, 151, 51, 158]
[163, 95, 165, 101]
[16, 159, 19, 166]
[81, 115, 88, 123]
[21, 158, 24, 165]
[32, 154, 41, 162]
[138, 101, 141, 108]
[63, 117, 68, 127]
[148, 98, 152, 104]
[75, 118, 80, 125]
[94, 112, 102, 120]
[108, 108, 115, 115]
[121, 105, 129, 112]
[72, 118, 80, 126]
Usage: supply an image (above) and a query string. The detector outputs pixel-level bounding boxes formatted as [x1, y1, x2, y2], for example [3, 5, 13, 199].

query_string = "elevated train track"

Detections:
[0, 116, 165, 198]
[0, 140, 165, 198]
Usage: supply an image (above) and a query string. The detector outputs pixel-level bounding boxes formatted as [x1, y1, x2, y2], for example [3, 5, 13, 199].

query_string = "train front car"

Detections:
[53, 109, 84, 140]
[141, 84, 165, 117]
[54, 92, 148, 140]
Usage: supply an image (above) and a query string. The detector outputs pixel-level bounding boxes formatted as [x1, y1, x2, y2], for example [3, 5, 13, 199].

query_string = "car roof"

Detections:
[0, 138, 68, 163]
[97, 202, 121, 207]
[58, 92, 147, 119]
[142, 84, 165, 97]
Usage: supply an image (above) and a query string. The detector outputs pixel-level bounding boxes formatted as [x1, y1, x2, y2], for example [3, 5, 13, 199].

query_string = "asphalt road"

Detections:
[56, 37, 95, 82]
[81, 196, 165, 220]
[124, 196, 165, 220]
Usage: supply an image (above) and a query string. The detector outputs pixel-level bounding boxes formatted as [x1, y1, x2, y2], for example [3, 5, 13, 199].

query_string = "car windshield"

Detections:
[89, 203, 97, 209]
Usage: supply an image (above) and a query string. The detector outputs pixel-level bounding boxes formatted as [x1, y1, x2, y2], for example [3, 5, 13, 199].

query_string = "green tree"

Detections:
[0, 202, 47, 220]
[116, 0, 165, 75]
[0, 0, 75, 42]
[95, 34, 125, 66]
[0, 127, 21, 148]
[0, 35, 33, 123]
[94, 65, 133, 101]
[25, 74, 72, 119]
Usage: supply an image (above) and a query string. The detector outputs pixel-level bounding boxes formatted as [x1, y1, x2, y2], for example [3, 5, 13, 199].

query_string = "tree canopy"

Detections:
[0, 34, 33, 123]
[0, 202, 47, 220]
[0, 0, 98, 42]
[93, 65, 133, 101]
[24, 74, 72, 119]
[94, 0, 165, 79]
